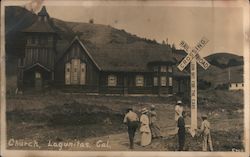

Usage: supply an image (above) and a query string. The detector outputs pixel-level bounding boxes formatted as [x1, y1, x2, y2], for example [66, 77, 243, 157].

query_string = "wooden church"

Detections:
[17, 6, 190, 95]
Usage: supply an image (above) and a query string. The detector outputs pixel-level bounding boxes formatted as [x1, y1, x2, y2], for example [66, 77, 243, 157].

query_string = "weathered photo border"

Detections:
[1, 0, 249, 157]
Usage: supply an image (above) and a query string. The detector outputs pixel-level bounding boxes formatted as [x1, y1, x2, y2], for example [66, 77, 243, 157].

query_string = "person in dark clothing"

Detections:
[123, 108, 139, 149]
[177, 111, 186, 151]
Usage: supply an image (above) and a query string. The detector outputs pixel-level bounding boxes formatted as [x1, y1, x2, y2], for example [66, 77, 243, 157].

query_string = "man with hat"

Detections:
[177, 111, 186, 151]
[175, 100, 184, 122]
[198, 114, 213, 151]
[123, 108, 139, 149]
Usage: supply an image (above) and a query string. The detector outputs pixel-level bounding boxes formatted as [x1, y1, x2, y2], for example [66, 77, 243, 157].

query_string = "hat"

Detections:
[141, 108, 148, 114]
[127, 108, 133, 112]
[201, 114, 208, 118]
[177, 100, 182, 104]
[150, 104, 155, 109]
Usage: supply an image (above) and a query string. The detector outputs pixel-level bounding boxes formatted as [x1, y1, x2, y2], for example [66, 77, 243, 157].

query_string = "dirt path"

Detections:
[79, 127, 178, 151]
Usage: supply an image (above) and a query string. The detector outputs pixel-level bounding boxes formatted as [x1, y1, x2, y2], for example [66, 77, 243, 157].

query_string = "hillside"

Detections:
[198, 53, 243, 88]
[5, 6, 174, 75]
[5, 6, 244, 90]
[173, 50, 243, 69]
[198, 65, 243, 88]
[205, 52, 243, 69]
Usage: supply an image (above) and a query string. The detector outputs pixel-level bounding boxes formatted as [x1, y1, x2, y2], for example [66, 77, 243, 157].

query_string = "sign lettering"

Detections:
[178, 37, 210, 71]
[177, 37, 210, 137]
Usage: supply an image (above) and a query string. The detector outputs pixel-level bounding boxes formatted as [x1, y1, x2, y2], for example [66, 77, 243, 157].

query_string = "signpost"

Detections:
[177, 37, 210, 137]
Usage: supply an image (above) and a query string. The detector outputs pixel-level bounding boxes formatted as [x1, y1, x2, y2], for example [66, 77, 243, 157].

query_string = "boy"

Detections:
[199, 114, 213, 151]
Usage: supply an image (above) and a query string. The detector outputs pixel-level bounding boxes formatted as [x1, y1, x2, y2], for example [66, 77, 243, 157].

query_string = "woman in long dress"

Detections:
[149, 105, 162, 139]
[140, 108, 152, 146]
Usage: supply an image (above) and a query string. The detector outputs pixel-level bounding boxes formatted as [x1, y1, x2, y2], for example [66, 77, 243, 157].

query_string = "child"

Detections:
[199, 114, 213, 151]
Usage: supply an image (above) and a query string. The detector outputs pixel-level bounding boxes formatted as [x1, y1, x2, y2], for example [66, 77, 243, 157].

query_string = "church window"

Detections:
[153, 77, 158, 86]
[31, 37, 36, 44]
[108, 75, 117, 86]
[65, 59, 86, 85]
[80, 63, 86, 85]
[136, 75, 144, 87]
[169, 77, 173, 86]
[161, 76, 167, 86]
[35, 72, 41, 79]
[160, 66, 167, 72]
[27, 37, 31, 44]
[65, 63, 71, 85]
[153, 66, 158, 72]
[168, 66, 173, 73]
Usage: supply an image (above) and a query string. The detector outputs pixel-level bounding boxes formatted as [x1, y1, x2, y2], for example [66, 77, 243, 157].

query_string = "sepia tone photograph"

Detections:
[1, 0, 249, 156]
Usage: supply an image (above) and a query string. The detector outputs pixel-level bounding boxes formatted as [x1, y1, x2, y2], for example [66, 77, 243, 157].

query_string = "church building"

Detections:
[17, 6, 190, 96]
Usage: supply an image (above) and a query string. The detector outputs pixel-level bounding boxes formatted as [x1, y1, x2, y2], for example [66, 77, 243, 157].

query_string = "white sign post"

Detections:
[177, 37, 210, 137]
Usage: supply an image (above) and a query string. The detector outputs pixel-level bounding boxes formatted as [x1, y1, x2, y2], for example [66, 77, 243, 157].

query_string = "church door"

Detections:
[35, 72, 42, 90]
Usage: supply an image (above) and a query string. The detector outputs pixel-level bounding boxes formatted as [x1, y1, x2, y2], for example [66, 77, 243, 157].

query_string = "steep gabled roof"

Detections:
[55, 34, 176, 72]
[23, 6, 55, 33]
[56, 36, 101, 70]
[38, 6, 49, 17]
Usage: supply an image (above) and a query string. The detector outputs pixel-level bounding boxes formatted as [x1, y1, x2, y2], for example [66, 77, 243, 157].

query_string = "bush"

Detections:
[215, 83, 229, 90]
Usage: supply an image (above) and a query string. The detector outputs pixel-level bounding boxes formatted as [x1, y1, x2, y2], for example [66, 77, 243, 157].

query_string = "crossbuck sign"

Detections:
[177, 37, 210, 136]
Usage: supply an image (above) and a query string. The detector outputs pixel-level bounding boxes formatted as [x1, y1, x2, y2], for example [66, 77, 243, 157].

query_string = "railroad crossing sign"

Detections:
[177, 37, 210, 137]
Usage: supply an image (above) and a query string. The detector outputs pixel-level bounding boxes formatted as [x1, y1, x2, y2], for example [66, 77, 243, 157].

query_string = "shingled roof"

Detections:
[23, 6, 55, 33]
[24, 11, 187, 75]
[55, 35, 177, 72]
[84, 42, 176, 72]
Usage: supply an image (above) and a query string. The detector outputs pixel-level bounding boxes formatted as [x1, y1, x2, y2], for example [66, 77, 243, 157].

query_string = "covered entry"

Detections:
[23, 63, 52, 90]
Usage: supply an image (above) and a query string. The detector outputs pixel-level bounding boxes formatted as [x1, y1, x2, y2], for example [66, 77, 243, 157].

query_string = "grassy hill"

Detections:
[5, 6, 244, 91]
[198, 65, 243, 89]
[5, 6, 172, 75]
[6, 90, 243, 151]
[205, 52, 243, 69]
[174, 51, 244, 89]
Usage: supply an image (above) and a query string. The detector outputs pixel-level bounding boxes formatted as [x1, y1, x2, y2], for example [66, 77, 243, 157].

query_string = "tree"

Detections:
[171, 43, 176, 50]
[89, 18, 94, 24]
[162, 40, 166, 45]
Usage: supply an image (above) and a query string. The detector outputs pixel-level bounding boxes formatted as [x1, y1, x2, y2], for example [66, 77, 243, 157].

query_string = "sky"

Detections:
[29, 2, 246, 57]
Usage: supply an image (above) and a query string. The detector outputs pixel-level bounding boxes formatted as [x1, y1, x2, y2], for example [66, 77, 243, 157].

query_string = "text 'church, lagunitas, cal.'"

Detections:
[17, 6, 190, 96]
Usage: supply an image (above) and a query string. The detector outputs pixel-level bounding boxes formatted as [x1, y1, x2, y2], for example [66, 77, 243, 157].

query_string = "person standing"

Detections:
[123, 108, 139, 149]
[177, 111, 186, 151]
[140, 108, 152, 146]
[149, 105, 162, 139]
[175, 100, 184, 122]
[198, 114, 213, 151]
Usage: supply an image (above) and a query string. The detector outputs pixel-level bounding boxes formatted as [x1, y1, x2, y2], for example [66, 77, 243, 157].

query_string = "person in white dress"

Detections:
[149, 105, 162, 139]
[140, 108, 152, 146]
